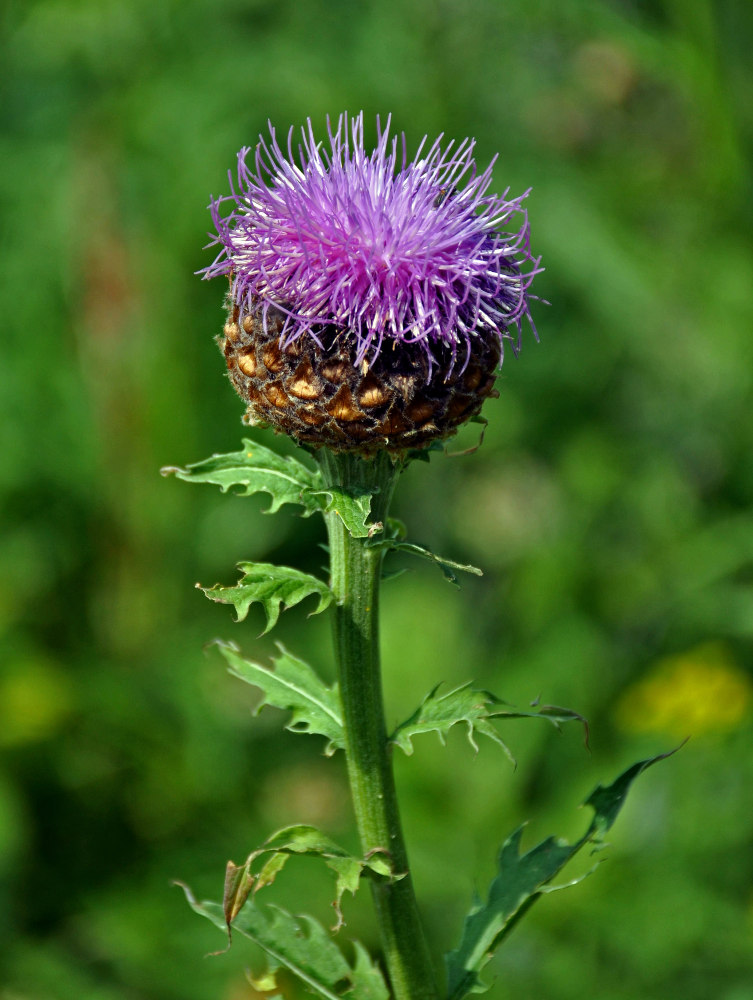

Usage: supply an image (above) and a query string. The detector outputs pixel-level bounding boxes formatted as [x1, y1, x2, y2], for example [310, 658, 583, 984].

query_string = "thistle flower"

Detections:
[203, 112, 541, 452]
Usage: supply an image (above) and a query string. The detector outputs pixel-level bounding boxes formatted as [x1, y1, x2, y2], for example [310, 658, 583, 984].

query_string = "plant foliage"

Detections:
[163, 440, 384, 538]
[445, 749, 680, 1000]
[391, 684, 589, 760]
[161, 439, 320, 514]
[179, 884, 389, 1000]
[200, 562, 333, 632]
[214, 641, 344, 753]
[309, 483, 382, 538]
[371, 518, 483, 585]
[223, 824, 396, 935]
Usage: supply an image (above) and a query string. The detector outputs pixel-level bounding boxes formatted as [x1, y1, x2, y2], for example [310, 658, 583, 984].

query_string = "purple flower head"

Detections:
[203, 112, 541, 371]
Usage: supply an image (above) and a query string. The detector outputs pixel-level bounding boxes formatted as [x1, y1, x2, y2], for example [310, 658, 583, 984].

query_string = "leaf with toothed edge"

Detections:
[200, 562, 333, 632]
[214, 640, 344, 754]
[390, 683, 589, 760]
[381, 540, 482, 585]
[306, 484, 381, 538]
[349, 941, 391, 1000]
[223, 824, 396, 937]
[370, 519, 482, 585]
[178, 883, 389, 1000]
[162, 438, 385, 538]
[445, 748, 682, 1000]
[160, 438, 320, 514]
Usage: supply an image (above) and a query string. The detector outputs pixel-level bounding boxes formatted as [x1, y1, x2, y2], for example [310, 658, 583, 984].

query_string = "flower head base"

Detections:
[204, 113, 540, 452]
[204, 113, 540, 373]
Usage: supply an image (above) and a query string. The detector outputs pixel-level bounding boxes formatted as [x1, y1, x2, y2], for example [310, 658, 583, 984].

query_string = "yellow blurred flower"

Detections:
[615, 643, 751, 739]
[0, 655, 73, 746]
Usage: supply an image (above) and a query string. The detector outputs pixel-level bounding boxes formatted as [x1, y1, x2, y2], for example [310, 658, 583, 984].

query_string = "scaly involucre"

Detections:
[204, 112, 541, 371]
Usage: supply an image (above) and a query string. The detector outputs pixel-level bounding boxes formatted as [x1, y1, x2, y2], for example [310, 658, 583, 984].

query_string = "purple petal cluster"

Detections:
[203, 112, 541, 369]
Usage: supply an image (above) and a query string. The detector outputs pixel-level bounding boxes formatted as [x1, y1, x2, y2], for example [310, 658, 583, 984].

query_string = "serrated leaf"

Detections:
[391, 684, 588, 760]
[370, 522, 482, 584]
[224, 825, 396, 935]
[215, 641, 344, 753]
[200, 562, 333, 632]
[307, 485, 381, 538]
[161, 438, 320, 514]
[350, 940, 391, 1000]
[391, 684, 514, 761]
[179, 885, 390, 1000]
[445, 748, 680, 1000]
[180, 884, 355, 1000]
[383, 540, 482, 585]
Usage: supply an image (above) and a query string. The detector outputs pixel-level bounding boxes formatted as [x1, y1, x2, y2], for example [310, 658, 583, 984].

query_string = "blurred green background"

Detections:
[2, 0, 753, 997]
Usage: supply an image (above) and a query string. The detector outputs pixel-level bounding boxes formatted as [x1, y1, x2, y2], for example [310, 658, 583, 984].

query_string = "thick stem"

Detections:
[317, 448, 439, 1000]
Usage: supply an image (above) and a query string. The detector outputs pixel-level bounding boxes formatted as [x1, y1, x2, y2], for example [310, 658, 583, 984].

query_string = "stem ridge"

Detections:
[318, 448, 439, 1000]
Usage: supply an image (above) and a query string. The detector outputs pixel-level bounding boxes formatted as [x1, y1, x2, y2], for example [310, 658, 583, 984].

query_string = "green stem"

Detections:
[317, 448, 439, 1000]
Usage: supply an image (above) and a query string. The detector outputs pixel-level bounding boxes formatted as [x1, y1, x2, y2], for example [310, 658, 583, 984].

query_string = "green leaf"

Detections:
[215, 641, 344, 754]
[200, 562, 333, 633]
[223, 824, 395, 934]
[445, 748, 680, 1000]
[307, 484, 382, 539]
[350, 941, 391, 1000]
[160, 438, 320, 515]
[391, 684, 513, 761]
[179, 883, 388, 1000]
[406, 439, 447, 463]
[382, 540, 482, 585]
[165, 437, 390, 538]
[391, 684, 588, 761]
[370, 521, 482, 585]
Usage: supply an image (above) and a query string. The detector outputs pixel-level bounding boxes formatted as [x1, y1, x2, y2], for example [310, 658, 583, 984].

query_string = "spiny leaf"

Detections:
[381, 540, 482, 585]
[350, 941, 391, 1000]
[391, 684, 588, 760]
[224, 824, 395, 935]
[179, 884, 389, 1000]
[391, 684, 514, 761]
[583, 748, 684, 838]
[445, 748, 680, 1000]
[160, 439, 386, 540]
[160, 438, 320, 514]
[215, 641, 344, 754]
[307, 485, 381, 538]
[200, 562, 333, 633]
[370, 521, 482, 585]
